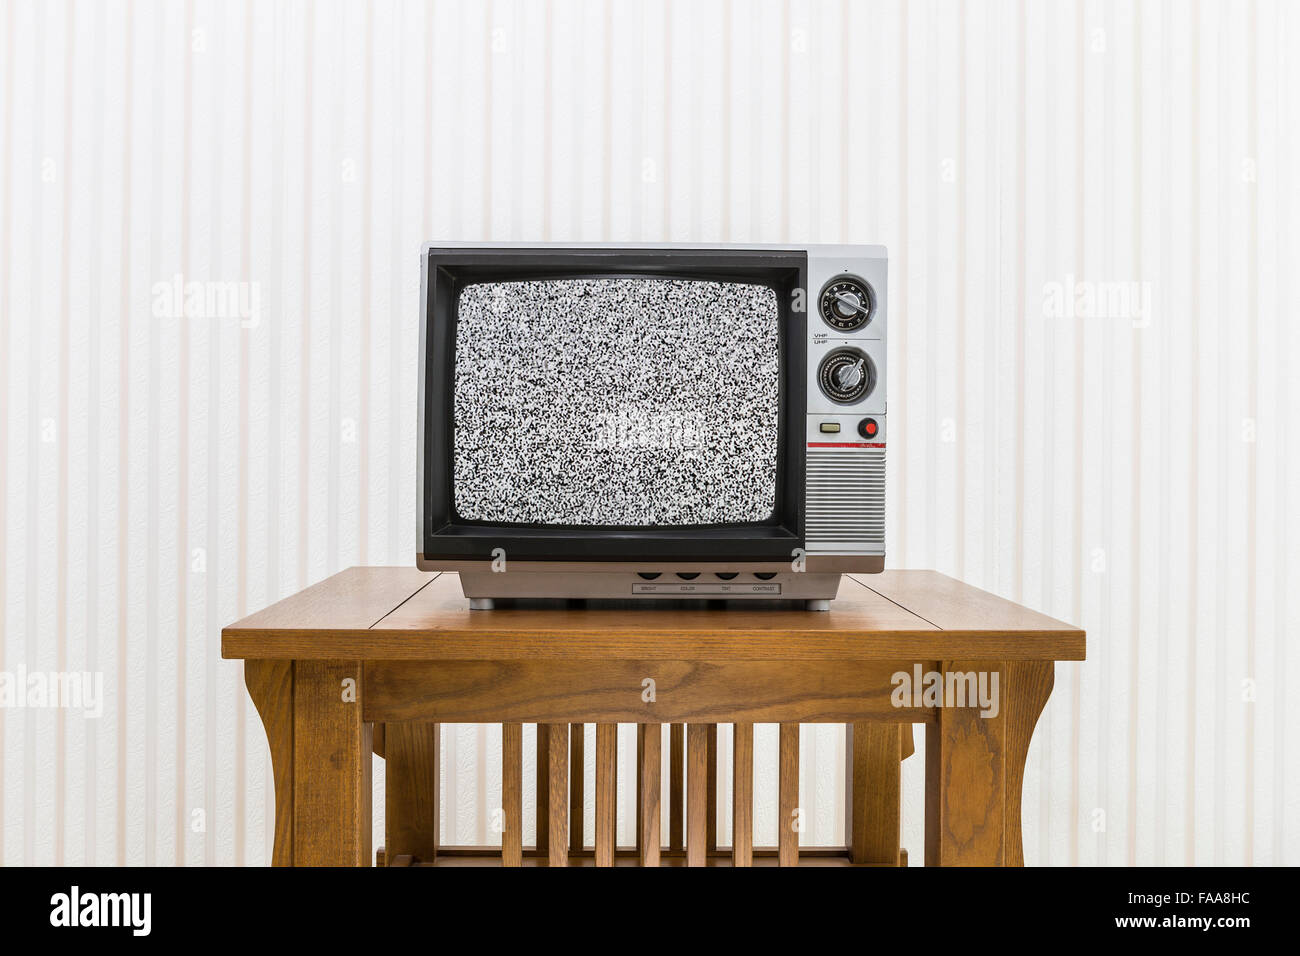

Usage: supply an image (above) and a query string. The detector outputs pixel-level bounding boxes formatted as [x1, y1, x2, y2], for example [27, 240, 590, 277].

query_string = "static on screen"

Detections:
[452, 277, 780, 527]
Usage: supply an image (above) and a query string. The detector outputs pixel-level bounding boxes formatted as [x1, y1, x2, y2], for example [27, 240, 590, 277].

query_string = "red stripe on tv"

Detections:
[806, 442, 886, 448]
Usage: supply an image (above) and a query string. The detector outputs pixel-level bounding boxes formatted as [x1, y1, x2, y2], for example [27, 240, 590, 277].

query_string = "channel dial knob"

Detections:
[817, 347, 876, 404]
[818, 275, 876, 332]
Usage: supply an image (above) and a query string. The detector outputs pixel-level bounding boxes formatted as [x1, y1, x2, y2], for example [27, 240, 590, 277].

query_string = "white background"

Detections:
[1, 0, 1296, 866]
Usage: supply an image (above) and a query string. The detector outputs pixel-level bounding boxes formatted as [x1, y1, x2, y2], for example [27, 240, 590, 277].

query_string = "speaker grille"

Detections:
[805, 448, 885, 549]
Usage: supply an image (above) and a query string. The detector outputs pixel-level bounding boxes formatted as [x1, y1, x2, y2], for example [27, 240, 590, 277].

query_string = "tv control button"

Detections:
[637, 572, 661, 580]
[715, 572, 739, 580]
[858, 417, 879, 439]
[676, 572, 700, 580]
[819, 422, 841, 434]
[754, 572, 777, 581]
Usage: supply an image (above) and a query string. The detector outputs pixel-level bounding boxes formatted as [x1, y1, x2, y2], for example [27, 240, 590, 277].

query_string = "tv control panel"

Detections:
[804, 245, 887, 558]
[805, 246, 887, 417]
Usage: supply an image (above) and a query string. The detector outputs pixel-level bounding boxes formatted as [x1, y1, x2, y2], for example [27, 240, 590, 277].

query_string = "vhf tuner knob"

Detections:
[818, 275, 875, 332]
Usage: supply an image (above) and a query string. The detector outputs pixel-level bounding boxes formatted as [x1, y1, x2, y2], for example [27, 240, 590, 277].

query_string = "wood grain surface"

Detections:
[732, 723, 754, 867]
[501, 722, 523, 867]
[535, 724, 550, 856]
[362, 660, 931, 724]
[846, 722, 903, 865]
[705, 724, 718, 852]
[925, 660, 1007, 866]
[686, 724, 709, 866]
[595, 723, 617, 866]
[223, 568, 1084, 662]
[229, 568, 1082, 869]
[546, 723, 569, 867]
[778, 723, 800, 867]
[244, 660, 294, 866]
[849, 572, 1074, 634]
[383, 722, 440, 865]
[635, 724, 644, 853]
[292, 660, 372, 866]
[669, 724, 684, 850]
[639, 724, 661, 867]
[229, 567, 434, 637]
[569, 723, 585, 854]
[1003, 661, 1054, 866]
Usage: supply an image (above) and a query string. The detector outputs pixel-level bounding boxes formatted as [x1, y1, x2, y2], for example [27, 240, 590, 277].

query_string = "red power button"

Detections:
[858, 418, 879, 439]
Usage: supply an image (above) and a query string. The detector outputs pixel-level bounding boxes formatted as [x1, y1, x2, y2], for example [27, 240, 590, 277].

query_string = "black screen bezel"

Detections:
[421, 247, 807, 562]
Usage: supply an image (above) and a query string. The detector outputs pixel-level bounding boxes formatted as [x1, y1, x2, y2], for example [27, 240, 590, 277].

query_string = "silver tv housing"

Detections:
[417, 242, 887, 609]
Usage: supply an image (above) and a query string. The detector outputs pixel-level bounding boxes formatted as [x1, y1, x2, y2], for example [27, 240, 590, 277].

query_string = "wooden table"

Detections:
[222, 568, 1084, 867]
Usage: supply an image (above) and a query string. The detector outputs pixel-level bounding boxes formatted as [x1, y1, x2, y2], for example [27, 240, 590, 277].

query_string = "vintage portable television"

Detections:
[417, 243, 886, 609]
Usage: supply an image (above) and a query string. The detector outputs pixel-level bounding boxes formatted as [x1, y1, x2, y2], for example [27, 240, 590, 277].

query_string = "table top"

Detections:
[221, 568, 1085, 662]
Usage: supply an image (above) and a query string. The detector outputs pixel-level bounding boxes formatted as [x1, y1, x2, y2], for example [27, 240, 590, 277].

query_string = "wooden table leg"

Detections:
[846, 721, 903, 865]
[1003, 661, 1054, 866]
[245, 660, 294, 867]
[384, 722, 440, 864]
[293, 660, 372, 866]
[925, 660, 1053, 866]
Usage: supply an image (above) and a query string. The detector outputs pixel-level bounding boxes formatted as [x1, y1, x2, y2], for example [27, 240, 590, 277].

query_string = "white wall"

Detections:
[1, 0, 1296, 866]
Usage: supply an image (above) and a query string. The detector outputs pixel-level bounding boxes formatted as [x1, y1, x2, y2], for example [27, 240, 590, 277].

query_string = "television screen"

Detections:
[452, 276, 781, 527]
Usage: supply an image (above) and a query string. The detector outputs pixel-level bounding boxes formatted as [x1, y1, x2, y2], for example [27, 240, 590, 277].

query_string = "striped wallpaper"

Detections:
[0, 0, 1295, 866]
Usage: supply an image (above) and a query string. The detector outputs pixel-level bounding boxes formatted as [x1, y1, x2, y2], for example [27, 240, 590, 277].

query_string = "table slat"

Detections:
[536, 724, 550, 855]
[669, 724, 684, 850]
[595, 723, 617, 867]
[383, 722, 440, 865]
[846, 721, 902, 865]
[686, 725, 709, 866]
[502, 723, 523, 867]
[570, 724, 585, 854]
[639, 725, 661, 867]
[732, 723, 753, 867]
[546, 723, 569, 867]
[705, 724, 718, 851]
[778, 723, 799, 868]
